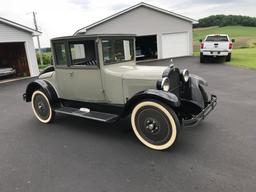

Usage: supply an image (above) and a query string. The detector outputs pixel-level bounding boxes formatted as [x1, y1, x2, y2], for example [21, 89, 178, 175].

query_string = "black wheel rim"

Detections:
[135, 106, 172, 145]
[33, 93, 50, 120]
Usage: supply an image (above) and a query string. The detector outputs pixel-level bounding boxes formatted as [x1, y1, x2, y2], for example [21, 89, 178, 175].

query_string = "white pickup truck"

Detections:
[200, 34, 235, 63]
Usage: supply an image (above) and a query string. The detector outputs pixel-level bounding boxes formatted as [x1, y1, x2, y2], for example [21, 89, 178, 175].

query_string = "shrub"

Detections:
[36, 52, 52, 65]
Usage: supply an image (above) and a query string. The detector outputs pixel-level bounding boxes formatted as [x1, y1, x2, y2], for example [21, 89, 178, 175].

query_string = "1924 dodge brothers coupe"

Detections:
[23, 34, 217, 150]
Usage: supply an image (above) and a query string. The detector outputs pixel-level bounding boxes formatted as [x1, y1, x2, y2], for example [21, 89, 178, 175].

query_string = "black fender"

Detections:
[39, 65, 54, 76]
[121, 89, 180, 117]
[24, 79, 60, 108]
[189, 74, 208, 108]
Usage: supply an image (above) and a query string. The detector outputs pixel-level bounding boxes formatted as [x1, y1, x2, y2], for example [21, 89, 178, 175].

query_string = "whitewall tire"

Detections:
[131, 101, 180, 150]
[31, 90, 55, 123]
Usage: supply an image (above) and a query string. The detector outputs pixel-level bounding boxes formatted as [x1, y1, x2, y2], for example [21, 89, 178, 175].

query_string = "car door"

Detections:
[53, 39, 106, 102]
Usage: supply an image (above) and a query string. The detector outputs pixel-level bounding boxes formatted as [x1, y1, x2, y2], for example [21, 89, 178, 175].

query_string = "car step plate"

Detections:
[54, 107, 118, 122]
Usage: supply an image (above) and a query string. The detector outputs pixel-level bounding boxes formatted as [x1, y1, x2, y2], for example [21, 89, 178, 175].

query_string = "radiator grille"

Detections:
[169, 69, 180, 97]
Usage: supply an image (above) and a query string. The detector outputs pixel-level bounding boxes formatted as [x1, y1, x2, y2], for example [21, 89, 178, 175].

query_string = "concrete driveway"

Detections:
[1, 57, 256, 192]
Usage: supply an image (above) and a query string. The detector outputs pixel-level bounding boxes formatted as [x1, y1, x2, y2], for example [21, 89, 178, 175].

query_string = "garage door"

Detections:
[162, 32, 189, 58]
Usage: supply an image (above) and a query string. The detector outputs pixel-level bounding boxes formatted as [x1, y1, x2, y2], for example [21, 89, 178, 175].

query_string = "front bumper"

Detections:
[182, 94, 217, 128]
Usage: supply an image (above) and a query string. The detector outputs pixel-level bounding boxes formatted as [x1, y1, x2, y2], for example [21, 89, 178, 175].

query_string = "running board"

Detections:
[54, 107, 118, 122]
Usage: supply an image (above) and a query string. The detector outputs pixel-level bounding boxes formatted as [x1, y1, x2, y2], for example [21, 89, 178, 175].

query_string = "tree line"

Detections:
[194, 15, 256, 28]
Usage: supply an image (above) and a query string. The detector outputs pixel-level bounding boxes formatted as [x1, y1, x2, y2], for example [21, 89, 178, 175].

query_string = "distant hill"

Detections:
[193, 26, 256, 51]
[194, 15, 256, 28]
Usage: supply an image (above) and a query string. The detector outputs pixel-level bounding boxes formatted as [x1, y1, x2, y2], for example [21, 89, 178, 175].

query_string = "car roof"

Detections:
[207, 34, 229, 37]
[51, 34, 136, 41]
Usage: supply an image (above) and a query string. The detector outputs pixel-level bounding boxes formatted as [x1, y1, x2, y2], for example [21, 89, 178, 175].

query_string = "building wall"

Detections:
[84, 6, 193, 57]
[0, 22, 39, 76]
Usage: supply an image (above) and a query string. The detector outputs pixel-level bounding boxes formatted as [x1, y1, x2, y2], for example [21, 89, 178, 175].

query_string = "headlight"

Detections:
[161, 77, 170, 92]
[182, 69, 189, 82]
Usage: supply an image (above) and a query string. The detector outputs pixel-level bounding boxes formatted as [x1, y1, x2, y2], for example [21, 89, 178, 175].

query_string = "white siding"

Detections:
[84, 6, 193, 58]
[0, 22, 39, 76]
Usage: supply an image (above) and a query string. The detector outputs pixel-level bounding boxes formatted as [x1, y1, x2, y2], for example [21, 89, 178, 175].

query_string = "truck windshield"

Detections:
[102, 38, 134, 65]
[205, 36, 228, 42]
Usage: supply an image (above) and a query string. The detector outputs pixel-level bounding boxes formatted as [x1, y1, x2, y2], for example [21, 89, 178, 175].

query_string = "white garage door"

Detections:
[162, 32, 189, 58]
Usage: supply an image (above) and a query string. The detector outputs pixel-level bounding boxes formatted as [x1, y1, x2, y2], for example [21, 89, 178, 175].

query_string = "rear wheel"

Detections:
[226, 53, 231, 62]
[131, 100, 180, 150]
[31, 90, 55, 123]
[200, 53, 205, 63]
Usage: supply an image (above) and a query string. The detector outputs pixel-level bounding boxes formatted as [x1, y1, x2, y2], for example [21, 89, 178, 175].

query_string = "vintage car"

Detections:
[0, 67, 16, 78]
[23, 34, 217, 150]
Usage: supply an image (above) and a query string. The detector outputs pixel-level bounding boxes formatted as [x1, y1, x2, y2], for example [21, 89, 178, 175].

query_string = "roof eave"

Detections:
[0, 17, 41, 36]
[74, 2, 198, 35]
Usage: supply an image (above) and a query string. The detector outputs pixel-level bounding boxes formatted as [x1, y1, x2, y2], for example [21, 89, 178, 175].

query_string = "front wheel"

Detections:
[131, 100, 180, 150]
[31, 90, 55, 123]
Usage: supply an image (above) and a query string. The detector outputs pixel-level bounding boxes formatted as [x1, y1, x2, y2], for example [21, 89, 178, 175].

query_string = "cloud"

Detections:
[0, 0, 255, 47]
[68, 0, 91, 9]
[111, 3, 132, 11]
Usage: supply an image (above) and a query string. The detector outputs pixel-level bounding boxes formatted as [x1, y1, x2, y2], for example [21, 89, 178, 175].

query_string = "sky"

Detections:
[1, 0, 255, 48]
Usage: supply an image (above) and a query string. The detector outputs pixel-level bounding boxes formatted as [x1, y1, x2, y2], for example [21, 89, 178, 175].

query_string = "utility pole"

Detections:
[33, 12, 43, 65]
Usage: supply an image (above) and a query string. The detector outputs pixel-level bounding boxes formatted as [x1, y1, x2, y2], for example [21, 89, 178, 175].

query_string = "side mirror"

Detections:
[199, 39, 203, 42]
[232, 39, 235, 43]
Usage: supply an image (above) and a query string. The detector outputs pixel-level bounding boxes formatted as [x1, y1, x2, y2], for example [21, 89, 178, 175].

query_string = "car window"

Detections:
[205, 36, 228, 42]
[102, 39, 134, 65]
[70, 44, 86, 60]
[69, 40, 97, 67]
[54, 43, 67, 65]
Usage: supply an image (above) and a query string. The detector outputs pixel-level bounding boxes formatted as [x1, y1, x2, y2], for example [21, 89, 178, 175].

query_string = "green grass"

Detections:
[193, 26, 256, 69]
[38, 64, 50, 69]
[193, 26, 256, 51]
[227, 48, 256, 69]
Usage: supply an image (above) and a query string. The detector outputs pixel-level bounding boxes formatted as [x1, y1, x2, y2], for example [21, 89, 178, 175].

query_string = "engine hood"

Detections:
[102, 63, 168, 102]
[103, 63, 166, 80]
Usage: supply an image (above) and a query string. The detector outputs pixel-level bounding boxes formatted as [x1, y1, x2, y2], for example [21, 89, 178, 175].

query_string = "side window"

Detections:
[54, 43, 67, 65]
[69, 40, 97, 66]
[70, 44, 86, 60]
[102, 39, 134, 65]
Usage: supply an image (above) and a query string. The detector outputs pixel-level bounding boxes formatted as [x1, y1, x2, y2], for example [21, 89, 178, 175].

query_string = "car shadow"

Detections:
[32, 113, 210, 155]
[201, 56, 227, 64]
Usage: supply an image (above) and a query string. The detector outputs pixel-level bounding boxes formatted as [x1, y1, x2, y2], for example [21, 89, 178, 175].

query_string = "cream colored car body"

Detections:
[40, 61, 166, 104]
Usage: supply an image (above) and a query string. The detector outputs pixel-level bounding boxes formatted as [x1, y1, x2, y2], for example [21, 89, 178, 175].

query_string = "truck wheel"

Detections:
[200, 53, 205, 63]
[131, 100, 180, 150]
[31, 90, 55, 123]
[226, 53, 231, 62]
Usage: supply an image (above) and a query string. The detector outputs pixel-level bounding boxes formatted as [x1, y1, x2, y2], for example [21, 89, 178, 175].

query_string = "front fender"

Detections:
[121, 89, 180, 117]
[189, 74, 208, 108]
[24, 79, 59, 107]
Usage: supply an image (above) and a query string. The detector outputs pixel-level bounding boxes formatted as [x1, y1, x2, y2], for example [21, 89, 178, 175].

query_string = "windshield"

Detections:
[205, 35, 229, 42]
[102, 38, 134, 65]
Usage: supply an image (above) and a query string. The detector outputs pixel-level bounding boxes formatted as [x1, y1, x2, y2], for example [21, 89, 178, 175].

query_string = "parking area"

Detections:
[0, 57, 256, 192]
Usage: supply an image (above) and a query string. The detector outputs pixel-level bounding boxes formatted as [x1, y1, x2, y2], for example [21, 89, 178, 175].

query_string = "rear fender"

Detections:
[122, 89, 180, 117]
[24, 79, 59, 107]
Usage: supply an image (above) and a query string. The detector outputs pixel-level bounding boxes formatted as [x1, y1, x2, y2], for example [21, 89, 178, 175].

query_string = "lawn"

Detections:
[193, 26, 256, 69]
[193, 26, 256, 52]
[228, 48, 256, 69]
[38, 64, 50, 69]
